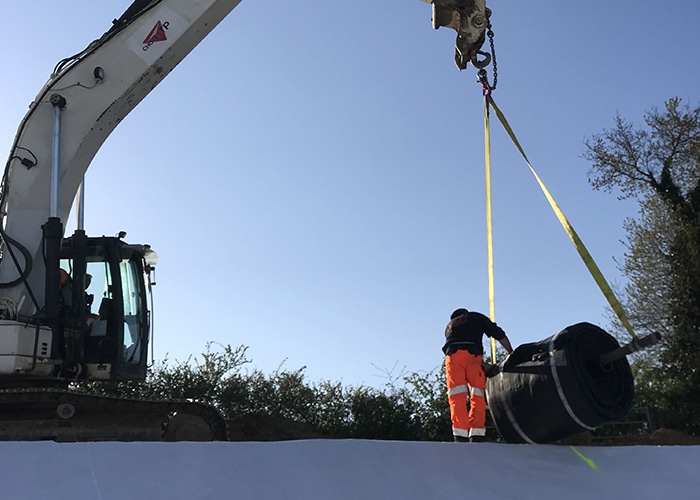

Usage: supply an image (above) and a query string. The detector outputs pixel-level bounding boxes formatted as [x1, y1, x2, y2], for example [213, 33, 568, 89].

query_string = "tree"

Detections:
[584, 97, 700, 435]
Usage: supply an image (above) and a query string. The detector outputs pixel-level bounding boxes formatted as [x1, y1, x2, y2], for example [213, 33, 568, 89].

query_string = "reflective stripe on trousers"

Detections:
[445, 350, 487, 439]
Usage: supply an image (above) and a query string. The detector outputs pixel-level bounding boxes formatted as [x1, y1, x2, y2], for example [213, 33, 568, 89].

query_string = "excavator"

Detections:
[0, 0, 490, 441]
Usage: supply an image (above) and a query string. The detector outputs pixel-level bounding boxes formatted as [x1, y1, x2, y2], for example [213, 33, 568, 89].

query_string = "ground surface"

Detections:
[2, 438, 697, 499]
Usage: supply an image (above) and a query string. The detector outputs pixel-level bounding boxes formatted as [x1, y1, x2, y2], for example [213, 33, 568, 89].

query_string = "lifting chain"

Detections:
[477, 9, 498, 95]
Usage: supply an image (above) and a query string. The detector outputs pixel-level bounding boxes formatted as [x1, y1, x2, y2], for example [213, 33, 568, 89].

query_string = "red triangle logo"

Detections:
[143, 21, 167, 44]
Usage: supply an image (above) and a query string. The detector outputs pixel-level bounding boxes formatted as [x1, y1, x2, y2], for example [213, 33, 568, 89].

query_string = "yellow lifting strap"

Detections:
[483, 95, 637, 344]
[484, 97, 498, 362]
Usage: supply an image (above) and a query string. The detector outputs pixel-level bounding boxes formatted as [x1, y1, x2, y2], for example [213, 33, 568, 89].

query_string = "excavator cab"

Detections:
[57, 232, 156, 381]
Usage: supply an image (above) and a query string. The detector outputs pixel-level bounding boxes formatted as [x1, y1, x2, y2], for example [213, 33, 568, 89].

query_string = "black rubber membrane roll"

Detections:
[486, 322, 634, 444]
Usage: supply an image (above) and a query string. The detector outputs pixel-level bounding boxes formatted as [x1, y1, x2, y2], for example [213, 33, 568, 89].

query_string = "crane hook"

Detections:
[471, 50, 491, 69]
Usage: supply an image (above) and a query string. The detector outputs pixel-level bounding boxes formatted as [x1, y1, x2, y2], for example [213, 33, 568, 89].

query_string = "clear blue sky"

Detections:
[1, 1, 698, 387]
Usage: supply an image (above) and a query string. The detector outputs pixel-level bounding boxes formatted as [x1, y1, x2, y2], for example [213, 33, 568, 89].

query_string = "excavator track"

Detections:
[0, 388, 228, 442]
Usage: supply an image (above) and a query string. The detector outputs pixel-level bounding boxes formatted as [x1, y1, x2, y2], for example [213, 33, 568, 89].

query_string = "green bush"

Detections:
[73, 342, 453, 441]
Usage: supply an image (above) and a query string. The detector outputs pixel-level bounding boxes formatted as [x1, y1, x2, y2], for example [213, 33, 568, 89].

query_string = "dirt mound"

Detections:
[648, 428, 700, 445]
[569, 428, 700, 446]
[226, 414, 326, 441]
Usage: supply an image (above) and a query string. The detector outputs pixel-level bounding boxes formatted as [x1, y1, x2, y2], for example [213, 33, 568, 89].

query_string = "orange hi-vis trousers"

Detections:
[445, 350, 486, 439]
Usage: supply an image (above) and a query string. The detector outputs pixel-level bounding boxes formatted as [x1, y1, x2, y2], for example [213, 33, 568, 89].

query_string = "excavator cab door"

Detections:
[60, 235, 152, 381]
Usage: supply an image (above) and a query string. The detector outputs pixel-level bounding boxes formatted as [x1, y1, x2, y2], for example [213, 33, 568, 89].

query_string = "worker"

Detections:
[442, 307, 513, 442]
[58, 268, 73, 315]
[58, 269, 97, 324]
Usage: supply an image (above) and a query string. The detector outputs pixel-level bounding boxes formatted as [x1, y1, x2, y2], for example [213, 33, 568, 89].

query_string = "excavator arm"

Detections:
[1, 1, 490, 320]
[422, 0, 490, 70]
[0, 0, 245, 319]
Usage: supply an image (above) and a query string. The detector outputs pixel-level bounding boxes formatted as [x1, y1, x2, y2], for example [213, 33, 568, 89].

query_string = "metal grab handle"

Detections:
[599, 332, 662, 366]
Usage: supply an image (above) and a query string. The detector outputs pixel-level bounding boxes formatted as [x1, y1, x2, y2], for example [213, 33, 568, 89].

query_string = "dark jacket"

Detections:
[442, 311, 506, 356]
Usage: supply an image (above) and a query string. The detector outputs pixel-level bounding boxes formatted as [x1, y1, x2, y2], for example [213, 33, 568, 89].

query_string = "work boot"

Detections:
[469, 436, 486, 443]
[454, 436, 470, 443]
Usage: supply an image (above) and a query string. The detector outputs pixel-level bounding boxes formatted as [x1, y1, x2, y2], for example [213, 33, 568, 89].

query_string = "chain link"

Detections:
[477, 11, 498, 95]
[487, 21, 497, 90]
